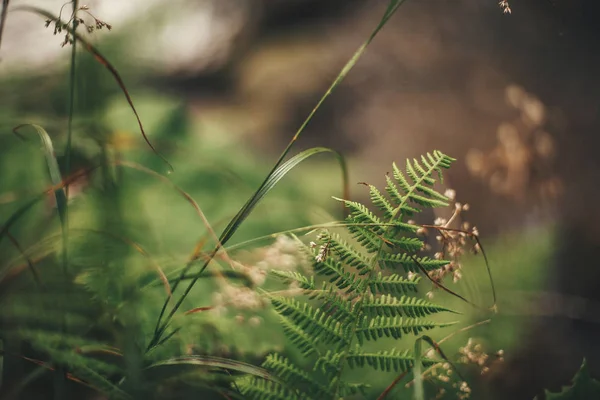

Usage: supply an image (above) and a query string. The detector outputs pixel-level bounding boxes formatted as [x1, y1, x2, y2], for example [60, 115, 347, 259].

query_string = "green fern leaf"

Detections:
[249, 150, 460, 400]
[355, 316, 457, 344]
[270, 297, 349, 345]
[346, 347, 436, 373]
[314, 350, 344, 376]
[362, 294, 456, 318]
[392, 162, 411, 193]
[382, 236, 424, 253]
[271, 270, 316, 291]
[337, 382, 371, 397]
[279, 315, 319, 357]
[238, 376, 304, 400]
[368, 272, 420, 296]
[263, 354, 332, 398]
[317, 231, 372, 274]
[385, 174, 420, 216]
[406, 158, 435, 187]
[379, 253, 449, 272]
[312, 257, 364, 290]
[368, 184, 395, 218]
[335, 199, 386, 235]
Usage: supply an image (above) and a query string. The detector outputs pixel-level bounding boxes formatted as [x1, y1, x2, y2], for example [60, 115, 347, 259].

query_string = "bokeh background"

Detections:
[1, 0, 599, 399]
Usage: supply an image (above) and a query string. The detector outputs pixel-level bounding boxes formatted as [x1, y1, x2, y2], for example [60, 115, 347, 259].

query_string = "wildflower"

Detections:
[444, 189, 456, 201]
[499, 0, 512, 14]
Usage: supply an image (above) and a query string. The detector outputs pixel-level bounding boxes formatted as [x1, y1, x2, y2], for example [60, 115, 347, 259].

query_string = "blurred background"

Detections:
[1, 0, 599, 399]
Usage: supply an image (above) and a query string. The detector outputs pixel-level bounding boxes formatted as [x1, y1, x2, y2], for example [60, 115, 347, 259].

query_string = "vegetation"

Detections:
[0, 0, 594, 399]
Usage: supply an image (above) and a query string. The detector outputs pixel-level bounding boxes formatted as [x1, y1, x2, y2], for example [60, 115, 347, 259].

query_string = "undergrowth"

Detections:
[238, 152, 464, 399]
[0, 1, 498, 399]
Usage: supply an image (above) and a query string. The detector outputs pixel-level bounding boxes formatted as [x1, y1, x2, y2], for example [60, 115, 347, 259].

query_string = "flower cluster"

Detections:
[209, 235, 308, 322]
[418, 189, 479, 298]
[45, 4, 111, 47]
[466, 84, 561, 203]
[458, 337, 505, 376]
[255, 235, 309, 274]
[407, 360, 471, 399]
[499, 1, 512, 14]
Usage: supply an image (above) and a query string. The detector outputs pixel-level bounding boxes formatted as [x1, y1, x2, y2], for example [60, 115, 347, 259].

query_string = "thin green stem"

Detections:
[55, 2, 78, 398]
[64, 0, 78, 207]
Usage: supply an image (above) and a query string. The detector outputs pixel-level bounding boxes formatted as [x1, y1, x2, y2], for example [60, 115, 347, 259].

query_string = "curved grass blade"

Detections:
[13, 124, 66, 222]
[149, 147, 347, 350]
[150, 0, 407, 349]
[145, 356, 278, 383]
[219, 147, 347, 246]
[0, 165, 99, 254]
[11, 5, 172, 172]
[265, 0, 409, 177]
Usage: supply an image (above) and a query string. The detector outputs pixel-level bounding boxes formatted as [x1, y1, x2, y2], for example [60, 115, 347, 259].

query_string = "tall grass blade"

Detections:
[149, 147, 347, 349]
[13, 124, 67, 221]
[150, 0, 408, 348]
[146, 355, 278, 382]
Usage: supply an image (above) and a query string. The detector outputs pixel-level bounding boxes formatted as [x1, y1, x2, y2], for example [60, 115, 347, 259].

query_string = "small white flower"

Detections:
[444, 189, 456, 201]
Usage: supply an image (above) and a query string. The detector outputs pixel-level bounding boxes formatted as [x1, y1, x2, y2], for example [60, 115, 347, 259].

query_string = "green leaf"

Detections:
[146, 355, 276, 382]
[543, 359, 600, 400]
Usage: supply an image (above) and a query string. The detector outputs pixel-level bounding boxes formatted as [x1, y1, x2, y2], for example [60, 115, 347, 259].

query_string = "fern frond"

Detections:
[384, 174, 419, 215]
[318, 288, 358, 323]
[345, 225, 384, 253]
[382, 236, 424, 252]
[362, 294, 456, 318]
[270, 270, 315, 291]
[368, 272, 420, 296]
[238, 377, 303, 400]
[392, 162, 411, 192]
[337, 382, 370, 397]
[379, 253, 449, 272]
[263, 354, 332, 398]
[247, 151, 460, 400]
[314, 350, 344, 376]
[406, 158, 435, 187]
[336, 199, 386, 235]
[279, 315, 319, 357]
[355, 316, 457, 344]
[313, 257, 363, 291]
[317, 231, 372, 274]
[270, 297, 349, 345]
[367, 184, 395, 218]
[346, 347, 436, 373]
[339, 198, 417, 233]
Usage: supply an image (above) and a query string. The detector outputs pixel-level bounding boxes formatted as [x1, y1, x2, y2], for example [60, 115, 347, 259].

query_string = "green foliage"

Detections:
[239, 151, 461, 399]
[541, 359, 600, 400]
